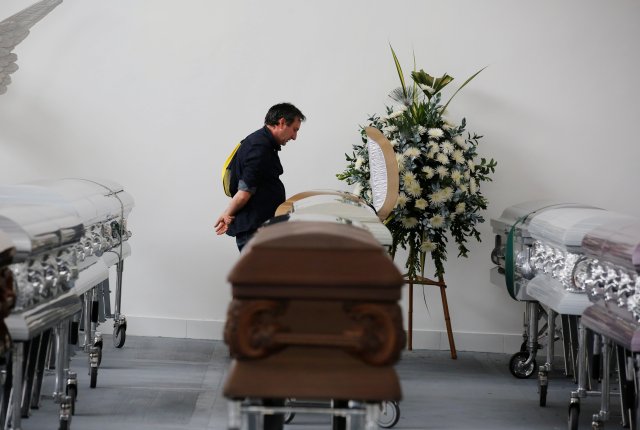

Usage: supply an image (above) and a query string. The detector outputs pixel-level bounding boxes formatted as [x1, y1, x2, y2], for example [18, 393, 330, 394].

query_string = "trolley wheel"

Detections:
[568, 403, 580, 430]
[377, 401, 400, 428]
[509, 351, 536, 379]
[59, 418, 70, 430]
[113, 325, 126, 348]
[90, 367, 98, 389]
[539, 384, 547, 407]
[284, 411, 295, 424]
[67, 385, 77, 416]
[283, 398, 295, 424]
[592, 420, 604, 429]
[520, 341, 527, 352]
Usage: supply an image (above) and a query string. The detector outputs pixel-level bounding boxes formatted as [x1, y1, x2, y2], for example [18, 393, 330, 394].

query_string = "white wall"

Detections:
[1, 0, 639, 353]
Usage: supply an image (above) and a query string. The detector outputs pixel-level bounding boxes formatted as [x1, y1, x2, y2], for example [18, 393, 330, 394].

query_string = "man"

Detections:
[215, 103, 305, 251]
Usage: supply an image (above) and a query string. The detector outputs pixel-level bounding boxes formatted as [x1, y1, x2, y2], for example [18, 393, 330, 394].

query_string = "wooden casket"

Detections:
[223, 220, 405, 402]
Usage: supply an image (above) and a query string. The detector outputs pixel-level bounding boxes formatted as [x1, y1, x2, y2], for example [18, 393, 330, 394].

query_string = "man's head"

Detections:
[265, 103, 306, 146]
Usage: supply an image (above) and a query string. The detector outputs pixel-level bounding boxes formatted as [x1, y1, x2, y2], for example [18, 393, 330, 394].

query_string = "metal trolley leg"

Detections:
[509, 301, 540, 379]
[538, 309, 556, 407]
[569, 320, 590, 430]
[592, 336, 611, 429]
[112, 259, 127, 348]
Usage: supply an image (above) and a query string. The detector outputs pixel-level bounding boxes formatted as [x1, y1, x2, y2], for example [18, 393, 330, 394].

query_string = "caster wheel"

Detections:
[592, 421, 604, 429]
[284, 411, 295, 424]
[509, 351, 536, 379]
[539, 384, 547, 407]
[568, 403, 580, 430]
[97, 346, 102, 367]
[90, 367, 98, 389]
[66, 385, 77, 415]
[59, 419, 70, 430]
[113, 325, 126, 348]
[283, 398, 295, 424]
[377, 401, 400, 428]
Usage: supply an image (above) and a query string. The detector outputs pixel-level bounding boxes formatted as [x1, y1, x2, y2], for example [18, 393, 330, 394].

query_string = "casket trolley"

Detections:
[223, 220, 405, 430]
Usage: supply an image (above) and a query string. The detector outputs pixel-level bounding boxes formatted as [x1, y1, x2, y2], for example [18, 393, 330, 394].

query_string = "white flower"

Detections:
[382, 125, 398, 135]
[404, 147, 421, 158]
[402, 171, 417, 184]
[419, 84, 435, 94]
[467, 160, 475, 172]
[450, 170, 463, 185]
[387, 109, 405, 120]
[441, 187, 454, 201]
[436, 153, 449, 165]
[417, 125, 428, 135]
[440, 141, 454, 155]
[430, 214, 445, 228]
[429, 189, 447, 205]
[428, 140, 439, 149]
[354, 156, 365, 170]
[402, 217, 419, 229]
[353, 183, 362, 196]
[390, 139, 399, 147]
[420, 240, 436, 252]
[458, 184, 468, 194]
[406, 181, 422, 197]
[427, 149, 439, 159]
[396, 153, 406, 171]
[396, 192, 408, 208]
[470, 180, 478, 194]
[452, 150, 465, 164]
[464, 170, 471, 180]
[428, 128, 444, 139]
[455, 202, 466, 214]
[436, 166, 448, 178]
[453, 135, 465, 145]
[415, 198, 428, 210]
[422, 166, 435, 179]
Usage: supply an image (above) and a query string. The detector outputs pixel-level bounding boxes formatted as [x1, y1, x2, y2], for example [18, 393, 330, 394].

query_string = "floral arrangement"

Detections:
[337, 47, 496, 280]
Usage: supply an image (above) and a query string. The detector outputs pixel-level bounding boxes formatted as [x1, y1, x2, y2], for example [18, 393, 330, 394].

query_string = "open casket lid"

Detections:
[276, 127, 398, 223]
[228, 221, 403, 300]
[581, 219, 640, 271]
[528, 208, 636, 250]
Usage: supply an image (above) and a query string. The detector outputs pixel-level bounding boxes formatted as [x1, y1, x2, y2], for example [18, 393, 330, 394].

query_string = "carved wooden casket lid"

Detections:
[228, 221, 403, 301]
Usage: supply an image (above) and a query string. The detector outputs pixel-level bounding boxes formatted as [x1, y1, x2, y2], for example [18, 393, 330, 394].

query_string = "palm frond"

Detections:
[389, 44, 407, 99]
[442, 66, 487, 112]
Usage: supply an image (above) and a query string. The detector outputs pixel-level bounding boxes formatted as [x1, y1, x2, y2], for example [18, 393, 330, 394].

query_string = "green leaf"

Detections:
[442, 66, 487, 112]
[390, 45, 407, 99]
[411, 69, 436, 87]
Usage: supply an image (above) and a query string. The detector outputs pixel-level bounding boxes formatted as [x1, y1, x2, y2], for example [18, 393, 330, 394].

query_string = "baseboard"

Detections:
[118, 315, 226, 340]
[118, 316, 545, 354]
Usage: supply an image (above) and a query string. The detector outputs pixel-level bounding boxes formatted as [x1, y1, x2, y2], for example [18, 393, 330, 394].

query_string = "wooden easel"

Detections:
[405, 274, 457, 359]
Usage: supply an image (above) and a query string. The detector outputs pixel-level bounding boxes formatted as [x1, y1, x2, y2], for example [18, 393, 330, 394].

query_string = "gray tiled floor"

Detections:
[21, 335, 616, 430]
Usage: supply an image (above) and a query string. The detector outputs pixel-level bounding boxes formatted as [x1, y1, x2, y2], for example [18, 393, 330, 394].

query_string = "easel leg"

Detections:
[408, 282, 413, 351]
[440, 286, 457, 359]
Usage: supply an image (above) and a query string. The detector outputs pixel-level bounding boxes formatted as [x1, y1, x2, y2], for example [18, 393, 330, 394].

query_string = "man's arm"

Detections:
[214, 190, 252, 235]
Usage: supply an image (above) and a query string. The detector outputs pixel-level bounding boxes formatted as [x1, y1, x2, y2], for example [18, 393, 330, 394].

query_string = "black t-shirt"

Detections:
[227, 126, 285, 236]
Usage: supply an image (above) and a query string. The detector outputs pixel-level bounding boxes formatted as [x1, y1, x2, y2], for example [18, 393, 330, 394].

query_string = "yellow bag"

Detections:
[221, 143, 241, 197]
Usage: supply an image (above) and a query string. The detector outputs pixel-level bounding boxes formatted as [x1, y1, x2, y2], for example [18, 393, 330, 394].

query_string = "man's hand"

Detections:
[214, 214, 234, 235]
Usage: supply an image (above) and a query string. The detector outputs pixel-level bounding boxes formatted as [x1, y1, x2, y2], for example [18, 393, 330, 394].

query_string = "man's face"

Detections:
[273, 117, 302, 146]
